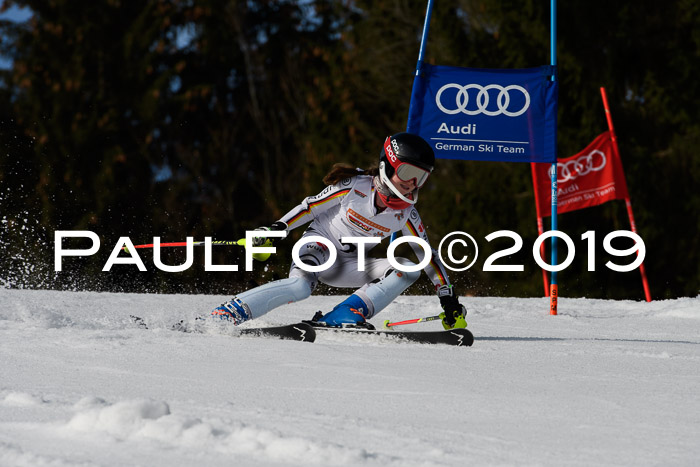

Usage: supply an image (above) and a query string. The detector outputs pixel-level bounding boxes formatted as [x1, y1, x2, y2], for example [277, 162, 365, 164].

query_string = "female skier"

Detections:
[211, 132, 467, 329]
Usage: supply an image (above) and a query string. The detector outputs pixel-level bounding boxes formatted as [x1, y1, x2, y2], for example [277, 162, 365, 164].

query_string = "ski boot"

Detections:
[311, 295, 375, 329]
[439, 305, 468, 330]
[210, 297, 252, 325]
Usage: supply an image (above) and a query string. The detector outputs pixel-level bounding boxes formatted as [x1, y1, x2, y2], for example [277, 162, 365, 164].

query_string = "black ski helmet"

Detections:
[379, 132, 435, 179]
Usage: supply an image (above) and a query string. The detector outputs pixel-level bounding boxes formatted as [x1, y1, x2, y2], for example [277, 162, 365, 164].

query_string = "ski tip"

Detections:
[239, 322, 316, 343]
[294, 323, 316, 343]
[450, 328, 475, 346]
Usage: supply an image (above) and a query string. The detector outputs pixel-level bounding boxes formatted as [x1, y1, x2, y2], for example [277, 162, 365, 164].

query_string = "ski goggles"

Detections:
[383, 137, 432, 187]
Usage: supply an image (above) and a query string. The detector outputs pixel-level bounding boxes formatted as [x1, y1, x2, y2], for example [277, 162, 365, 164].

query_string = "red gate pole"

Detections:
[600, 87, 652, 302]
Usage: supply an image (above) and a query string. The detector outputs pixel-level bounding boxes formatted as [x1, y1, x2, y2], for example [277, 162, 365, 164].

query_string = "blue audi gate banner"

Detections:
[407, 64, 558, 163]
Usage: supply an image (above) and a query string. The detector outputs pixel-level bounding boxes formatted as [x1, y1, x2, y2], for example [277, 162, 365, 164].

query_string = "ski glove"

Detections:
[437, 285, 467, 330]
[252, 221, 288, 247]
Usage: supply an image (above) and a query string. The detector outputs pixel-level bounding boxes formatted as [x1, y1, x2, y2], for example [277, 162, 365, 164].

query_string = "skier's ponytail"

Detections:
[322, 163, 379, 186]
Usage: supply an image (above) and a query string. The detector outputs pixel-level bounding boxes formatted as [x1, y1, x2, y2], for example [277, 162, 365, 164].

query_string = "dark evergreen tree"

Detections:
[0, 0, 697, 298]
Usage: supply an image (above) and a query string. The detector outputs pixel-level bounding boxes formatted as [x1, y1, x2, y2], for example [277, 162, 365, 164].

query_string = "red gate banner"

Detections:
[532, 131, 629, 217]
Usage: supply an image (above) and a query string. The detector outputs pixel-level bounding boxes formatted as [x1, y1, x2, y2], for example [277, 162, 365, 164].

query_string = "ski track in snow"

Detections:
[0, 288, 699, 466]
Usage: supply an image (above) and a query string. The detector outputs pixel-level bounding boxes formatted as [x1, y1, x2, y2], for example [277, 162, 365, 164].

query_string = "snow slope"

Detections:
[0, 289, 698, 466]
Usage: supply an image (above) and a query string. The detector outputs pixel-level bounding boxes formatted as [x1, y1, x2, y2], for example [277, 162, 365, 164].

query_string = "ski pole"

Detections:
[122, 238, 274, 261]
[383, 315, 442, 329]
[124, 240, 238, 250]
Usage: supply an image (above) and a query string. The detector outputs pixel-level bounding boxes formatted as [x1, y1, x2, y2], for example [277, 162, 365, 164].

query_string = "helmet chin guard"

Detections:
[374, 173, 418, 210]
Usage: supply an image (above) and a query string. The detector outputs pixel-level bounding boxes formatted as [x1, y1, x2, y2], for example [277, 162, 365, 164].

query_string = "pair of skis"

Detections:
[131, 315, 473, 347]
[206, 318, 473, 347]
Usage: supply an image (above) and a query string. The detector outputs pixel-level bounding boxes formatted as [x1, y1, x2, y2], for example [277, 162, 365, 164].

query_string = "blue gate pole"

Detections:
[391, 0, 435, 243]
[406, 0, 435, 134]
[549, 0, 559, 315]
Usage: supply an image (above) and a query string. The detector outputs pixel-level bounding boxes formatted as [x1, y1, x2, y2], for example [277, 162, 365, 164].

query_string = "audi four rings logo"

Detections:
[549, 150, 607, 182]
[435, 83, 531, 117]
